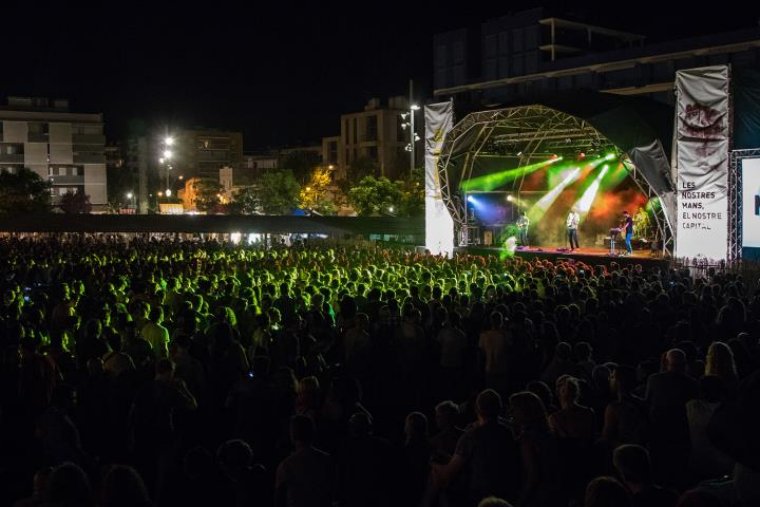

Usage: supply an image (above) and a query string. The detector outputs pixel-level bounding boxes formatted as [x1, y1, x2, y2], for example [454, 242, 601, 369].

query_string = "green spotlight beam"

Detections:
[575, 164, 611, 216]
[461, 156, 562, 191]
[599, 162, 627, 191]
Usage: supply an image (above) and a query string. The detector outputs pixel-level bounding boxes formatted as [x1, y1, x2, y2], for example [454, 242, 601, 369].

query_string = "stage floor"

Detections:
[463, 245, 669, 268]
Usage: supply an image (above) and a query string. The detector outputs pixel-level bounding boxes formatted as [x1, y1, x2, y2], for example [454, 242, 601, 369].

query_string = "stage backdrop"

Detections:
[675, 65, 730, 261]
[742, 157, 760, 259]
[424, 101, 455, 256]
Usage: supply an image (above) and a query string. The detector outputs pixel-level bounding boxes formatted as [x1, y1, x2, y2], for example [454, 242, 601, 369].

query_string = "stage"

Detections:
[462, 245, 669, 269]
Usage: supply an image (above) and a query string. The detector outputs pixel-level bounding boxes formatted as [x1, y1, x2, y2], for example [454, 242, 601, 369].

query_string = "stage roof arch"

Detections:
[437, 93, 677, 256]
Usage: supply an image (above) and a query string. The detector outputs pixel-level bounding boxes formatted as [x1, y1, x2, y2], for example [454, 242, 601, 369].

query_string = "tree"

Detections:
[106, 165, 135, 206]
[347, 176, 403, 216]
[299, 166, 336, 215]
[0, 167, 51, 215]
[181, 178, 222, 213]
[257, 170, 300, 214]
[228, 187, 260, 215]
[194, 179, 223, 213]
[347, 156, 378, 184]
[279, 150, 321, 184]
[59, 191, 92, 214]
[397, 167, 425, 217]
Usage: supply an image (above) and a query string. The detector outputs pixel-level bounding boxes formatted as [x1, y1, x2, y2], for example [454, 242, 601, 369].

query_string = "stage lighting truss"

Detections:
[436, 105, 673, 255]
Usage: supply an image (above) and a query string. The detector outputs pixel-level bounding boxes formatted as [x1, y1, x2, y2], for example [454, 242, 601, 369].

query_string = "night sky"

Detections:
[4, 1, 758, 150]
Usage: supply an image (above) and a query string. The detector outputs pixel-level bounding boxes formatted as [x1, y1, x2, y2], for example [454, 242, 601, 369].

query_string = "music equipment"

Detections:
[608, 228, 622, 255]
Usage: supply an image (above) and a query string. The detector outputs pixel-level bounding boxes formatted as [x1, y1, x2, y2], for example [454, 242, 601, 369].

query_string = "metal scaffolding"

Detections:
[437, 105, 674, 255]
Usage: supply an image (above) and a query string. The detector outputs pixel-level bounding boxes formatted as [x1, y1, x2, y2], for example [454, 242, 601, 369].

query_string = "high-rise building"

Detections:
[173, 129, 243, 181]
[0, 97, 107, 209]
[325, 97, 414, 181]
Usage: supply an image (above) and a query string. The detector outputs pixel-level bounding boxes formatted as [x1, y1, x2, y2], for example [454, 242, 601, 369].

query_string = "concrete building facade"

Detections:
[325, 97, 413, 181]
[434, 8, 760, 107]
[0, 97, 107, 208]
[173, 129, 243, 181]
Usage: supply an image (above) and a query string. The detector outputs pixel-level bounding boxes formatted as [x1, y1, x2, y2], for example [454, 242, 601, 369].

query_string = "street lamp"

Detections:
[401, 104, 421, 173]
[159, 136, 175, 199]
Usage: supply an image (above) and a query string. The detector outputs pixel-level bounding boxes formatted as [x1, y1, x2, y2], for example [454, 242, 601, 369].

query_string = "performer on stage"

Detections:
[566, 207, 580, 251]
[516, 211, 530, 246]
[622, 210, 633, 256]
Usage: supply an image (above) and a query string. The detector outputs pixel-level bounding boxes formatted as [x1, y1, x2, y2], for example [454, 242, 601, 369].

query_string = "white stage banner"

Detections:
[424, 101, 455, 256]
[675, 65, 730, 261]
[742, 157, 760, 248]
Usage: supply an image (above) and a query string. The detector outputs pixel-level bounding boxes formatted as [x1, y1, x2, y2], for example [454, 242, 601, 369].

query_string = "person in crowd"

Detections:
[433, 389, 518, 505]
[430, 400, 464, 459]
[646, 348, 699, 486]
[509, 391, 562, 507]
[613, 444, 678, 507]
[275, 414, 335, 507]
[704, 341, 739, 393]
[584, 476, 632, 507]
[549, 376, 595, 440]
[601, 365, 649, 449]
[100, 465, 152, 507]
[43, 462, 94, 507]
[686, 375, 734, 480]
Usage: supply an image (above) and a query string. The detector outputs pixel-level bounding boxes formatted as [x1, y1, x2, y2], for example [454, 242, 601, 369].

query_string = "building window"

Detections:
[366, 115, 378, 142]
[2, 143, 23, 155]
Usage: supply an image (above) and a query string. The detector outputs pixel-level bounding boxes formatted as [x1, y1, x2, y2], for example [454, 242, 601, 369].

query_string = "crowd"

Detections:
[0, 235, 759, 507]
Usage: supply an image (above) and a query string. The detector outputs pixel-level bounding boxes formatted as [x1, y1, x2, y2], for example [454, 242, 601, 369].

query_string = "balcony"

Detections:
[28, 133, 49, 143]
[73, 152, 105, 164]
[0, 153, 24, 164]
[49, 175, 85, 185]
[72, 134, 106, 145]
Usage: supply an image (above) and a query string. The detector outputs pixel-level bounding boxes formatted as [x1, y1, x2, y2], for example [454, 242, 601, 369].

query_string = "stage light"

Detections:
[605, 152, 616, 161]
[578, 152, 586, 160]
[506, 195, 514, 202]
[467, 195, 475, 203]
